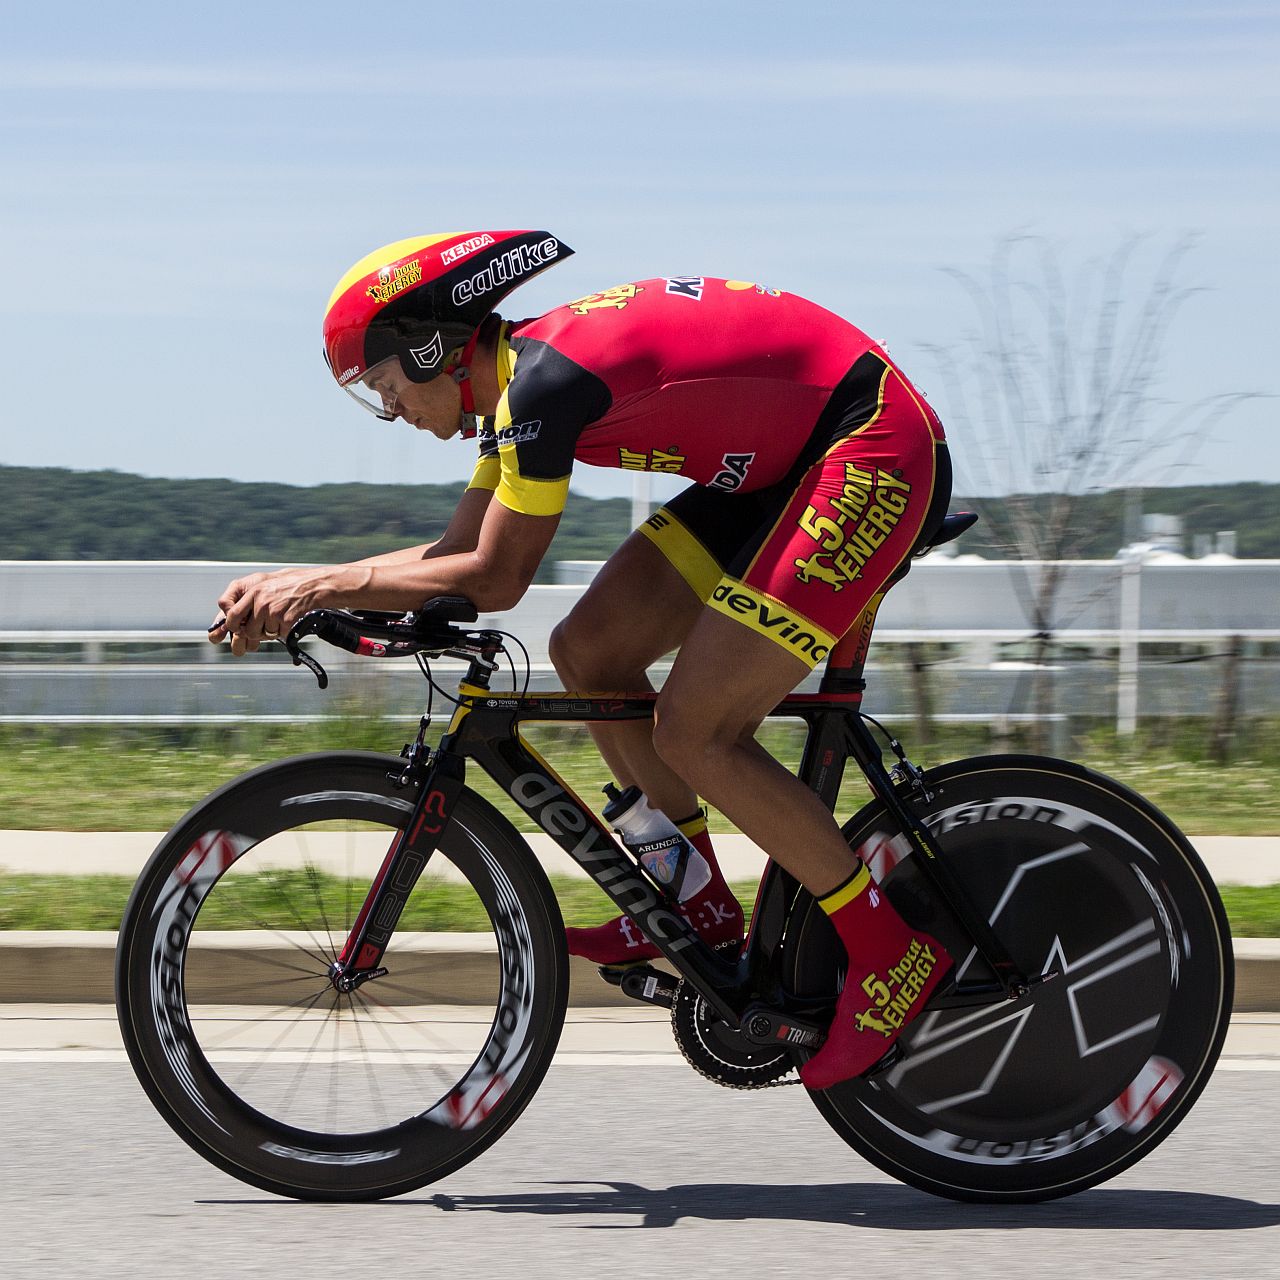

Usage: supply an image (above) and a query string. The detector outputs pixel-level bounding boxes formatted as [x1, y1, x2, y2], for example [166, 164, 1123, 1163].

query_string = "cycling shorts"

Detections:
[639, 351, 949, 669]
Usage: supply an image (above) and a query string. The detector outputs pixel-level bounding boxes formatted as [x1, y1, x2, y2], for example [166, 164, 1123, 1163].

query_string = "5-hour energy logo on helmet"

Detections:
[366, 258, 423, 305]
[794, 464, 912, 591]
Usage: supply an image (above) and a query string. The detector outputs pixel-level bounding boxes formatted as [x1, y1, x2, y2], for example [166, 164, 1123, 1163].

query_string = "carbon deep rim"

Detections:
[116, 752, 568, 1200]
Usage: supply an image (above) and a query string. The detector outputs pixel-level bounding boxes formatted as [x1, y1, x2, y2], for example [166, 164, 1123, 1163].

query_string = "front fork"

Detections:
[330, 749, 466, 990]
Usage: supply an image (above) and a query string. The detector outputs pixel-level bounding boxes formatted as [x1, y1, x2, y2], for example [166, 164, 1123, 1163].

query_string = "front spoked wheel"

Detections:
[785, 755, 1233, 1202]
[116, 752, 568, 1201]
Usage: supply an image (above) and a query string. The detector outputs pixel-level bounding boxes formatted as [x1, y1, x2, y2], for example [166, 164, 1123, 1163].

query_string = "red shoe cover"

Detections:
[800, 864, 952, 1091]
[566, 825, 744, 965]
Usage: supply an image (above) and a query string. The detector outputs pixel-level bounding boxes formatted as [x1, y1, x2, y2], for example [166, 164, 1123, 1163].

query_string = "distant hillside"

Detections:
[0, 466, 632, 582]
[950, 484, 1280, 560]
[0, 466, 1276, 569]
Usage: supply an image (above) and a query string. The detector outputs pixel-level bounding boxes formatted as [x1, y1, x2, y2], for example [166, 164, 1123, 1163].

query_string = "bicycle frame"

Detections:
[331, 586, 1031, 1029]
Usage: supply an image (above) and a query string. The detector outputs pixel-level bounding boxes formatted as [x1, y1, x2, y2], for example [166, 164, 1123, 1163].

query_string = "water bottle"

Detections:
[602, 783, 712, 900]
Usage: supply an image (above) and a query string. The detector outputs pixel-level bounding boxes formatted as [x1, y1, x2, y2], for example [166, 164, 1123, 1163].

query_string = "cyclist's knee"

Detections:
[651, 702, 695, 775]
[548, 617, 582, 681]
[652, 697, 725, 780]
[552, 606, 666, 687]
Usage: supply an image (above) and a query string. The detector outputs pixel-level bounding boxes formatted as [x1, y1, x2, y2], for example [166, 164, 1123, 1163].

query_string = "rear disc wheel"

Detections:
[785, 756, 1232, 1202]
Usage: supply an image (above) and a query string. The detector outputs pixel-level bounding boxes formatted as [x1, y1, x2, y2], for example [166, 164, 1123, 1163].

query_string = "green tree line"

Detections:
[1, 465, 1277, 569]
[0, 466, 633, 581]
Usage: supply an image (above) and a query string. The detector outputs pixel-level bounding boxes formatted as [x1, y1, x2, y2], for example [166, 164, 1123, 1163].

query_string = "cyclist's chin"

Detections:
[415, 418, 460, 441]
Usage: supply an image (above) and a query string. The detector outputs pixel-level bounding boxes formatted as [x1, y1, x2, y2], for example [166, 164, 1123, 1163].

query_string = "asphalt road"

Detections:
[4, 1023, 1278, 1279]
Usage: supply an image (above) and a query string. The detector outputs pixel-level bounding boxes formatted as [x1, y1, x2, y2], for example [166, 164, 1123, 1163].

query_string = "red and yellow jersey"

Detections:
[467, 277, 881, 517]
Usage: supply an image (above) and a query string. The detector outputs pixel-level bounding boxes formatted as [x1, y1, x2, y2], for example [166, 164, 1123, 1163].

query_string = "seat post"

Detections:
[818, 590, 888, 696]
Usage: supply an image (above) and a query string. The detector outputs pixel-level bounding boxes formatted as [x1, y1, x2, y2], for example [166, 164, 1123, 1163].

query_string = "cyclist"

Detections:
[210, 229, 953, 1088]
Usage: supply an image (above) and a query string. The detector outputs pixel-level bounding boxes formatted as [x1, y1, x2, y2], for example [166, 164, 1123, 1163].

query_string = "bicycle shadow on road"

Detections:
[378, 1182, 1280, 1231]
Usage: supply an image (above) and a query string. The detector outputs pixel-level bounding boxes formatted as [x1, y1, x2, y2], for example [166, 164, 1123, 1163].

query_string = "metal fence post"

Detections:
[1117, 554, 1141, 735]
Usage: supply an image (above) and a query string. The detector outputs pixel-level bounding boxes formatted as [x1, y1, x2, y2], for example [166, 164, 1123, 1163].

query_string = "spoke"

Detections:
[188, 946, 331, 986]
[210, 986, 335, 1094]
[192, 990, 338, 1052]
[256, 865, 337, 966]
[290, 826, 340, 963]
[359, 981, 493, 1056]
[344, 991, 391, 1129]
[276, 990, 344, 1122]
[326, 994, 342, 1133]
[225, 841, 341, 966]
[349, 986, 464, 1103]
[212, 871, 336, 971]
[305, 861, 339, 963]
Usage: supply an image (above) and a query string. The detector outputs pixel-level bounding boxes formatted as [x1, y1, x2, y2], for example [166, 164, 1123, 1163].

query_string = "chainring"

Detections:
[670, 981, 796, 1089]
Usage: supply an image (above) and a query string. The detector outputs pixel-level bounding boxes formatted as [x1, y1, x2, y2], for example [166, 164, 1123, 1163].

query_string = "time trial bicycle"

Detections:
[115, 514, 1233, 1203]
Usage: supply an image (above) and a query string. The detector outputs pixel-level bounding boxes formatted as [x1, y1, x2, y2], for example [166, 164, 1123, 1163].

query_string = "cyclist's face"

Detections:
[395, 373, 463, 440]
[364, 362, 462, 440]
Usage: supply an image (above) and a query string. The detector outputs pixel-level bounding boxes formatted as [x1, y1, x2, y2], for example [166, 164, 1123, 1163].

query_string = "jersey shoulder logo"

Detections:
[664, 276, 704, 300]
[567, 283, 645, 315]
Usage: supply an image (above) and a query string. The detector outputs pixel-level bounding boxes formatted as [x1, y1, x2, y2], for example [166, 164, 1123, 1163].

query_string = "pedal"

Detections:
[602, 963, 679, 1010]
[597, 961, 647, 988]
[740, 1004, 827, 1051]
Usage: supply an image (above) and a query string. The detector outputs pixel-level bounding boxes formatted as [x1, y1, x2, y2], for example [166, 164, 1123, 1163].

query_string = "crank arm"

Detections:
[740, 1003, 827, 1051]
[599, 963, 680, 1010]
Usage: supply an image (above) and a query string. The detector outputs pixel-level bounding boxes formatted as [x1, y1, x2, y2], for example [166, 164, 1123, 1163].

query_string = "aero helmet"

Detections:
[322, 229, 572, 421]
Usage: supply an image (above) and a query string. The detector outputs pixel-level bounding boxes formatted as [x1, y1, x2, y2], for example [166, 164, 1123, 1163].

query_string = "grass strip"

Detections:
[2, 722, 1279, 835]
[2, 873, 1278, 939]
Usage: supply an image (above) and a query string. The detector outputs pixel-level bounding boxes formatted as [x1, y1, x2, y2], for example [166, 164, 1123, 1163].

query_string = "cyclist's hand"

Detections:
[212, 567, 358, 656]
[210, 572, 270, 655]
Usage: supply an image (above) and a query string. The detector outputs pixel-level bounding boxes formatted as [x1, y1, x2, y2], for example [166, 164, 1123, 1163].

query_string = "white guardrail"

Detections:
[1, 559, 1278, 724]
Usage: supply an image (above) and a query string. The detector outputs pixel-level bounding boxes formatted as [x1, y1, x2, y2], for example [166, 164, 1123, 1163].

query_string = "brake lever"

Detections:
[285, 632, 329, 689]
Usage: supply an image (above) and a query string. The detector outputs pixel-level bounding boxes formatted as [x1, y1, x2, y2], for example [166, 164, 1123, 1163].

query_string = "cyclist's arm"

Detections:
[349, 486, 494, 568]
[216, 498, 556, 643]
[356, 500, 558, 613]
[328, 419, 566, 612]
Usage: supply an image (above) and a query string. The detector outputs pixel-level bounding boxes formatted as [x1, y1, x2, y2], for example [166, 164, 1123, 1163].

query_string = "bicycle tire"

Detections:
[116, 751, 568, 1201]
[782, 754, 1232, 1203]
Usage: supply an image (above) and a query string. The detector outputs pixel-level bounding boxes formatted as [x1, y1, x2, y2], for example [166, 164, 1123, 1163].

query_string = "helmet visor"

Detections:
[341, 356, 406, 421]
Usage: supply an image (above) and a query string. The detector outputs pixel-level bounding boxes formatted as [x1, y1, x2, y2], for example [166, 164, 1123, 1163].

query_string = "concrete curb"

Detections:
[3, 933, 1278, 1011]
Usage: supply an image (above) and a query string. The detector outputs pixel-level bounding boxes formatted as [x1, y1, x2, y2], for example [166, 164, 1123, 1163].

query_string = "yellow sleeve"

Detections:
[467, 453, 500, 493]
[493, 467, 571, 517]
[487, 386, 571, 516]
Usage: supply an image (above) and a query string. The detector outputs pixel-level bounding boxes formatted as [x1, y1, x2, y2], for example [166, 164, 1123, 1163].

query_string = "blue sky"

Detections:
[0, 1, 1275, 503]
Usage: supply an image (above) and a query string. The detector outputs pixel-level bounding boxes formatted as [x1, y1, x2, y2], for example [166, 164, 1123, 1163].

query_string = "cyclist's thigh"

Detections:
[708, 372, 947, 670]
[557, 485, 767, 667]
